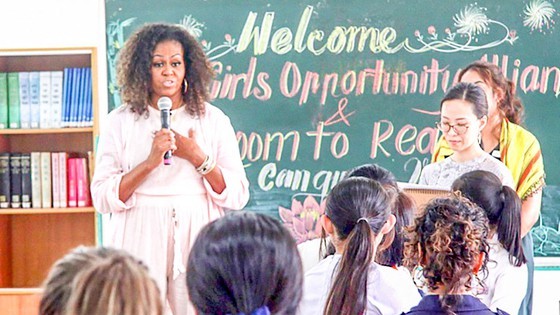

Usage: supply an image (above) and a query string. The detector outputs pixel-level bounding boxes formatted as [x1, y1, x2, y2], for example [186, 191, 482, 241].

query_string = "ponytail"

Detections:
[324, 219, 375, 315]
[345, 163, 415, 268]
[452, 170, 527, 267]
[322, 177, 391, 315]
[496, 186, 526, 266]
[376, 191, 415, 267]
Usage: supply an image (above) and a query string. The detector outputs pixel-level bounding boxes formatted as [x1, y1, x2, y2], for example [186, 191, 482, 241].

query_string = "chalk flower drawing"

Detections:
[178, 15, 237, 60]
[410, 4, 517, 53]
[279, 195, 326, 244]
[523, 0, 556, 32]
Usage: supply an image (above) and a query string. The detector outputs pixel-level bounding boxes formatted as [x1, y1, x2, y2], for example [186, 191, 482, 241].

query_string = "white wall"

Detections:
[0, 0, 109, 117]
[0, 1, 558, 313]
[534, 269, 560, 314]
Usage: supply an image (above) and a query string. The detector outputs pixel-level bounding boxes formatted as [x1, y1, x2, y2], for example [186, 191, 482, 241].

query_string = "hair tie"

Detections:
[356, 217, 369, 224]
[233, 306, 271, 315]
[251, 306, 271, 315]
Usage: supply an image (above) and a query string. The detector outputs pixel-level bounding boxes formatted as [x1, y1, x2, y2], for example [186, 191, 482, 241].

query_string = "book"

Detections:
[84, 68, 93, 127]
[20, 153, 31, 208]
[67, 157, 77, 207]
[58, 152, 68, 208]
[69, 68, 81, 127]
[50, 71, 63, 129]
[51, 152, 60, 208]
[76, 157, 90, 207]
[29, 72, 41, 129]
[7, 72, 20, 129]
[0, 73, 8, 129]
[80, 68, 92, 127]
[39, 71, 52, 129]
[9, 153, 22, 208]
[30, 152, 42, 208]
[18, 72, 31, 129]
[61, 68, 72, 127]
[87, 151, 95, 182]
[0, 153, 10, 208]
[40, 152, 52, 208]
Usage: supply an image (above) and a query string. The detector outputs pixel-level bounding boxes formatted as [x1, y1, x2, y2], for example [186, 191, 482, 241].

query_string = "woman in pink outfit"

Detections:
[91, 23, 249, 314]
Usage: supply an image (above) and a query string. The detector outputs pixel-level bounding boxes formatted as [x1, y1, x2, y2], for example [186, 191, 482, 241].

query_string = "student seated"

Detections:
[297, 164, 416, 273]
[453, 170, 528, 315]
[43, 246, 162, 315]
[40, 246, 157, 315]
[403, 195, 508, 315]
[187, 211, 303, 315]
[347, 164, 415, 269]
[40, 246, 110, 315]
[299, 177, 421, 315]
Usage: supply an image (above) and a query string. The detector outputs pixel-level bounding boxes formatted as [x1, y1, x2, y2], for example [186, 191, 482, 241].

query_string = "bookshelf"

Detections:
[0, 48, 99, 304]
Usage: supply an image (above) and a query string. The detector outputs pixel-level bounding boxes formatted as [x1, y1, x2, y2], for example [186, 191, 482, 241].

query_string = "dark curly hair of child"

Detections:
[404, 194, 490, 315]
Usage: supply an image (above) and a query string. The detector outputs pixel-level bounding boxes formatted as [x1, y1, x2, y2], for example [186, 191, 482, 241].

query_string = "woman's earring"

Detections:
[183, 78, 188, 94]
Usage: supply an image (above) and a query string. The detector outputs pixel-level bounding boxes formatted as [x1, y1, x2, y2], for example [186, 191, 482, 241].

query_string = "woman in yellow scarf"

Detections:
[432, 61, 545, 315]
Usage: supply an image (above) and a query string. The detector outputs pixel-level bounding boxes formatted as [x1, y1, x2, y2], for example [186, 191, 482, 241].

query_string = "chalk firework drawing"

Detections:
[523, 0, 557, 33]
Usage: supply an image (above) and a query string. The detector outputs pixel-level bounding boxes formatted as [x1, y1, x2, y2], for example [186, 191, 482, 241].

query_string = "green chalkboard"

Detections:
[105, 0, 560, 257]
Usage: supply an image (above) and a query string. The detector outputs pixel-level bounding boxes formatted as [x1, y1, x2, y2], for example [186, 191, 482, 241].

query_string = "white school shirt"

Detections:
[299, 254, 421, 315]
[297, 238, 324, 273]
[478, 235, 528, 315]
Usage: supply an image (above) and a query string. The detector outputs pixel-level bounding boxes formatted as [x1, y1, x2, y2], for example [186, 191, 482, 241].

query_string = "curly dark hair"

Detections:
[116, 23, 214, 116]
[459, 60, 525, 124]
[404, 194, 490, 315]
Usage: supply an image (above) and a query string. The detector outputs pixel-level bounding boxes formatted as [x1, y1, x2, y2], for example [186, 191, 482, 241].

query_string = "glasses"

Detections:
[436, 122, 470, 135]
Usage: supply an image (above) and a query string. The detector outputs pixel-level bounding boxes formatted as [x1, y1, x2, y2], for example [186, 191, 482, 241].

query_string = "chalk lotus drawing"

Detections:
[279, 195, 326, 244]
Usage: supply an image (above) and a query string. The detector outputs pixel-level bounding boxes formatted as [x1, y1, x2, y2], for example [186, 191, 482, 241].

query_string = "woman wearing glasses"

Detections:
[419, 82, 514, 189]
[432, 61, 545, 315]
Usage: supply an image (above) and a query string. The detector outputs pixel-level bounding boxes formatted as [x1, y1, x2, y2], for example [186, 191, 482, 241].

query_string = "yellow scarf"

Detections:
[432, 119, 545, 200]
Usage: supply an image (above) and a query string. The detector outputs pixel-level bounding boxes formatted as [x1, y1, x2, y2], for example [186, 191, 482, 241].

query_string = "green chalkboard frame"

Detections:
[105, 0, 560, 260]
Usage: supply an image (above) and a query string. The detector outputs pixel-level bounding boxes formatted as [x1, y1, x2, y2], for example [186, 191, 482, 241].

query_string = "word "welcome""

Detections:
[236, 6, 407, 56]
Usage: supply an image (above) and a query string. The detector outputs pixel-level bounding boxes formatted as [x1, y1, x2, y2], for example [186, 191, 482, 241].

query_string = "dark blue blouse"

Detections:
[402, 295, 509, 315]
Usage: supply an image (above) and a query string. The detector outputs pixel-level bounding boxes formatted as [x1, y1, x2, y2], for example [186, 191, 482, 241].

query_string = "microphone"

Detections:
[157, 96, 173, 165]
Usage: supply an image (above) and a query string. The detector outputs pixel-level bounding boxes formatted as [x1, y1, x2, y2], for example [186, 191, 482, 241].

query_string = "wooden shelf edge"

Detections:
[0, 127, 93, 135]
[0, 288, 43, 295]
[0, 47, 95, 56]
[0, 207, 95, 215]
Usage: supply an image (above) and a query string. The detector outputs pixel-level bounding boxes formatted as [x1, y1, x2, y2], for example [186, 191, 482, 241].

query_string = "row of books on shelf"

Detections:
[0, 67, 93, 130]
[0, 152, 92, 209]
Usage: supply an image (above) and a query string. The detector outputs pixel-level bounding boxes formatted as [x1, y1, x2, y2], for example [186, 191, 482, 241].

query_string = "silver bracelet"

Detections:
[196, 155, 216, 175]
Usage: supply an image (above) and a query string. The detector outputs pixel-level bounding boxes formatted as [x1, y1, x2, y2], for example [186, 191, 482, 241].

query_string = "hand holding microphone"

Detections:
[157, 96, 173, 165]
